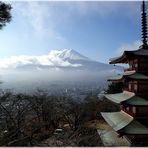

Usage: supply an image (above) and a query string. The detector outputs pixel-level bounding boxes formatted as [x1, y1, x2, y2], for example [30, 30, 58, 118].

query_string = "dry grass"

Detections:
[84, 119, 112, 130]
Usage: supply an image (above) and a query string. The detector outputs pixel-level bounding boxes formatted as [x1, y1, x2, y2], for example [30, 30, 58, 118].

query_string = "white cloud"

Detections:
[13, 2, 45, 32]
[12, 1, 139, 34]
[117, 40, 142, 55]
[12, 2, 65, 40]
[9, 1, 140, 56]
[0, 51, 82, 69]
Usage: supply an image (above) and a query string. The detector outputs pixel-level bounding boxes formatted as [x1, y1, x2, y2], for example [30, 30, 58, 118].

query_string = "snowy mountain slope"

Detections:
[0, 49, 123, 72]
[56, 49, 90, 61]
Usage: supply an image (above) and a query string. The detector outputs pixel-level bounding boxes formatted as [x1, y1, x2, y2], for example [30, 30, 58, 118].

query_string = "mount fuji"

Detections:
[0, 49, 123, 92]
[0, 49, 122, 72]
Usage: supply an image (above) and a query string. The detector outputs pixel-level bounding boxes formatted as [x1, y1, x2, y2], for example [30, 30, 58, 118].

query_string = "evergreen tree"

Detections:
[0, 1, 12, 29]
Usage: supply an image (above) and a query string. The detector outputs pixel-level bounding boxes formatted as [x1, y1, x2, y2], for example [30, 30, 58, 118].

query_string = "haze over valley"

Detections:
[0, 49, 123, 97]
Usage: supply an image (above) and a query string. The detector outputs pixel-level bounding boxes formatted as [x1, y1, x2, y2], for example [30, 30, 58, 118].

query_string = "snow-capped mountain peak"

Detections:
[49, 49, 90, 61]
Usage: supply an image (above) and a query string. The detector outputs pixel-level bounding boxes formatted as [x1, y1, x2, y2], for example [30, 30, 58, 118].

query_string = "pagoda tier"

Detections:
[105, 91, 148, 118]
[108, 71, 148, 96]
[108, 71, 148, 82]
[98, 129, 130, 146]
[110, 48, 148, 64]
[109, 48, 148, 74]
[104, 91, 148, 105]
[101, 111, 148, 135]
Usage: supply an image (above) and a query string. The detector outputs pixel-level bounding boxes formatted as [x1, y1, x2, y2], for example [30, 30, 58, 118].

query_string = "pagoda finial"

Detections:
[141, 0, 148, 47]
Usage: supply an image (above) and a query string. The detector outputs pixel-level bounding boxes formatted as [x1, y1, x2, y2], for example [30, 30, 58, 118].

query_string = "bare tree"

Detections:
[0, 91, 33, 146]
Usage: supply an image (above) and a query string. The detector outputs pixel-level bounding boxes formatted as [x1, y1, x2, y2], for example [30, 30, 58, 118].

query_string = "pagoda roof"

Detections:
[108, 74, 123, 81]
[105, 91, 148, 106]
[110, 48, 148, 64]
[101, 111, 133, 131]
[122, 96, 148, 106]
[105, 91, 134, 104]
[119, 120, 148, 134]
[98, 129, 130, 146]
[108, 71, 148, 81]
[101, 111, 148, 134]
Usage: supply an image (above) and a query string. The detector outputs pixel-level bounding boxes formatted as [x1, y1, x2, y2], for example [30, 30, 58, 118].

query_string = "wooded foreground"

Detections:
[0, 89, 118, 146]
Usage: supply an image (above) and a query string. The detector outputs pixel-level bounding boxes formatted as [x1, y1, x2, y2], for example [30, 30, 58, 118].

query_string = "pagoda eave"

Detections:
[108, 71, 148, 81]
[101, 111, 133, 131]
[105, 91, 148, 106]
[101, 111, 148, 135]
[109, 49, 148, 64]
[109, 52, 127, 64]
[108, 75, 123, 82]
[104, 91, 134, 104]
[109, 51, 135, 64]
[119, 120, 148, 135]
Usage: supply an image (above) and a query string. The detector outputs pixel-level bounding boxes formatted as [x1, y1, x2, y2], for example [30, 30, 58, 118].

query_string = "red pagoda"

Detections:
[101, 1, 148, 146]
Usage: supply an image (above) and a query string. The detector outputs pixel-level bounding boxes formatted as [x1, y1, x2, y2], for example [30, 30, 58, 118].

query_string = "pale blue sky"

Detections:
[0, 1, 145, 63]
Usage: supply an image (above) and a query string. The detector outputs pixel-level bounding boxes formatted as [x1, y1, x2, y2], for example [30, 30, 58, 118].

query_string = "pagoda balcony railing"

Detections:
[123, 89, 148, 96]
[123, 88, 137, 93]
[122, 86, 148, 97]
[122, 110, 148, 118]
